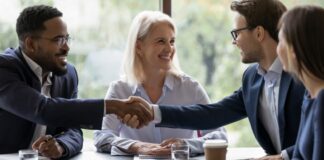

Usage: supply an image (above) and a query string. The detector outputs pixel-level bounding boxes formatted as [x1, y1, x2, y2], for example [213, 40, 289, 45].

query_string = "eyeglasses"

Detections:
[230, 27, 252, 41]
[36, 35, 72, 47]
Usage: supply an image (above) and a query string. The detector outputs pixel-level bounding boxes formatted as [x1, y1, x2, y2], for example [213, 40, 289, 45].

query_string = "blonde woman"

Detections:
[94, 11, 227, 156]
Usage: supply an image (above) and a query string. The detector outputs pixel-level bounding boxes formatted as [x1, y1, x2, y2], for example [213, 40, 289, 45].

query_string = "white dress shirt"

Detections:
[257, 58, 282, 154]
[257, 58, 289, 159]
[94, 74, 227, 155]
[22, 52, 52, 148]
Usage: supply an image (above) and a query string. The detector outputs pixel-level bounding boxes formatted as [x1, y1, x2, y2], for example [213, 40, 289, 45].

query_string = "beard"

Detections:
[52, 65, 68, 76]
[34, 49, 68, 76]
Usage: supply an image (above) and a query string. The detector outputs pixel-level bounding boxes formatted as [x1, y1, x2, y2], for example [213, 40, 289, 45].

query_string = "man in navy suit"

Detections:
[126, 0, 305, 160]
[0, 5, 152, 159]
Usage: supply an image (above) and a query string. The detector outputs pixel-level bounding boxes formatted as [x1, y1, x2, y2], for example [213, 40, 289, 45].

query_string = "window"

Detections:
[1, 0, 323, 147]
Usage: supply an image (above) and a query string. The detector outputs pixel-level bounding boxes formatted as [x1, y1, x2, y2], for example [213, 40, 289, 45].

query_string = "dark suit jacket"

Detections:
[293, 90, 324, 160]
[0, 48, 104, 157]
[157, 64, 305, 157]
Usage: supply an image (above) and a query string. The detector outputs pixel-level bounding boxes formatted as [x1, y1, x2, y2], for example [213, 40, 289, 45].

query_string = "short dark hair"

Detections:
[16, 5, 62, 41]
[279, 5, 324, 80]
[230, 0, 286, 42]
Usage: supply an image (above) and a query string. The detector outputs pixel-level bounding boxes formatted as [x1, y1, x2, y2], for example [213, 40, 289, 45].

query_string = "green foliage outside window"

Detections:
[1, 0, 323, 147]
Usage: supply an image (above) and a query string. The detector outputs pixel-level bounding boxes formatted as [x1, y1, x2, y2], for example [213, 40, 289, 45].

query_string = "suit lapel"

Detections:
[50, 76, 61, 98]
[250, 73, 263, 135]
[15, 48, 41, 91]
[277, 71, 292, 143]
[250, 71, 277, 154]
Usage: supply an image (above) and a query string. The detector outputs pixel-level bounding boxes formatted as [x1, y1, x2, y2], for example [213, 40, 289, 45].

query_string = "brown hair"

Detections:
[231, 0, 286, 42]
[279, 5, 324, 80]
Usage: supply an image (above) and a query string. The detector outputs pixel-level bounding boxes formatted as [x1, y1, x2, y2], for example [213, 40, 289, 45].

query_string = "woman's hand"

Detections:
[160, 138, 186, 147]
[129, 142, 171, 155]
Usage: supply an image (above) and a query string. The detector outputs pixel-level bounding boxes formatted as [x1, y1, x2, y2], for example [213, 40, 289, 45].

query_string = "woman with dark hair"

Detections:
[277, 5, 324, 159]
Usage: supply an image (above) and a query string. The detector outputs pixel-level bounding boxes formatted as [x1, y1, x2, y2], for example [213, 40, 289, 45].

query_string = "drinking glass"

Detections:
[19, 149, 38, 160]
[171, 143, 189, 160]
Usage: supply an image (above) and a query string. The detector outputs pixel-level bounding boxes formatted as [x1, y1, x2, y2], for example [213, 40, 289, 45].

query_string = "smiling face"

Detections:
[30, 17, 70, 75]
[136, 21, 175, 73]
[232, 13, 262, 64]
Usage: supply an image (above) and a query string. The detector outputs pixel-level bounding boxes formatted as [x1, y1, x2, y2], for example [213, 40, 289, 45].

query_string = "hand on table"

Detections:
[128, 138, 187, 156]
[129, 142, 170, 155]
[32, 135, 64, 159]
[160, 138, 186, 148]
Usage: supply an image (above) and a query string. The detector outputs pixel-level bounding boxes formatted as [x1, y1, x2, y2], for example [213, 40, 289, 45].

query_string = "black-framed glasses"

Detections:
[230, 27, 252, 41]
[36, 35, 72, 47]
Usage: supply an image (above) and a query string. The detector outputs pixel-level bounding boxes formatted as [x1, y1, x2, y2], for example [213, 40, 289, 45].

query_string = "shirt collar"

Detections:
[21, 51, 52, 84]
[257, 57, 283, 76]
[131, 73, 175, 95]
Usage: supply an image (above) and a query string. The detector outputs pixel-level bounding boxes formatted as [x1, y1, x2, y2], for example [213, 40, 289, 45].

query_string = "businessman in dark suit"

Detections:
[0, 5, 152, 159]
[126, 1, 305, 160]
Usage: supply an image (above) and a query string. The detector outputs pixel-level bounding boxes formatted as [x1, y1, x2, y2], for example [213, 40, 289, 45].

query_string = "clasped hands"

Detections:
[106, 96, 154, 129]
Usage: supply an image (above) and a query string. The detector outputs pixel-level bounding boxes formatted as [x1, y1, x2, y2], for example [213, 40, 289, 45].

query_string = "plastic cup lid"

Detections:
[203, 139, 228, 148]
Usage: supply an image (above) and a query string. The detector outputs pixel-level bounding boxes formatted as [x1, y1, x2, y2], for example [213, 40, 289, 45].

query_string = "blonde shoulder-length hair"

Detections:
[121, 10, 183, 85]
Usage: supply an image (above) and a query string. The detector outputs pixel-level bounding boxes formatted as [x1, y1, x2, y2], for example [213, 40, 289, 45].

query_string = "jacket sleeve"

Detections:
[157, 87, 247, 130]
[56, 128, 83, 159]
[0, 56, 104, 129]
[284, 145, 294, 159]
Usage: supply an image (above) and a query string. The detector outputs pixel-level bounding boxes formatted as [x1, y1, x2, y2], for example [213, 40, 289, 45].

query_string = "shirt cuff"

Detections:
[152, 104, 161, 123]
[281, 150, 290, 160]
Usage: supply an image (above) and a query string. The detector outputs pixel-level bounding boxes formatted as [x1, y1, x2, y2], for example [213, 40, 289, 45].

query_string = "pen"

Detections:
[45, 137, 54, 143]
[45, 132, 64, 143]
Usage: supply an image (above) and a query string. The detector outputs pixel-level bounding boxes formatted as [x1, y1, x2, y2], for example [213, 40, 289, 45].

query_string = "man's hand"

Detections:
[128, 142, 170, 155]
[32, 135, 64, 159]
[105, 96, 154, 128]
[255, 154, 283, 160]
[122, 96, 155, 128]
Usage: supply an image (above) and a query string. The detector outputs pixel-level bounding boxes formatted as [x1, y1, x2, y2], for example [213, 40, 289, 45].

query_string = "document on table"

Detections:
[134, 154, 171, 160]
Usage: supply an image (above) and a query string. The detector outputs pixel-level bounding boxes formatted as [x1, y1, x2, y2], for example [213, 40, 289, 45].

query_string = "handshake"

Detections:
[105, 96, 154, 128]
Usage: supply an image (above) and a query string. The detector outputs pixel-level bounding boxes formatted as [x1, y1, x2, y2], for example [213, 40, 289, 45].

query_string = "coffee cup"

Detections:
[203, 139, 228, 160]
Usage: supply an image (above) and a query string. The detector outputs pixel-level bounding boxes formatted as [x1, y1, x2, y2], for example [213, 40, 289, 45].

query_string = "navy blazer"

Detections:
[0, 48, 104, 157]
[157, 64, 305, 157]
[292, 90, 324, 160]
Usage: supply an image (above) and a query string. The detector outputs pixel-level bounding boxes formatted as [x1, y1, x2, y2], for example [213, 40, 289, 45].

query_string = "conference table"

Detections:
[71, 147, 265, 160]
[0, 146, 265, 160]
[0, 138, 265, 160]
